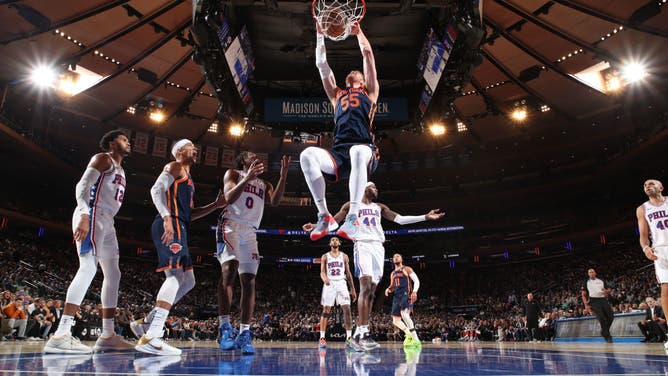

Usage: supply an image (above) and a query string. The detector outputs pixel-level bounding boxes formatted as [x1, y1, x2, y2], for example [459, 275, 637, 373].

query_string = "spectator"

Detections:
[2, 297, 27, 340]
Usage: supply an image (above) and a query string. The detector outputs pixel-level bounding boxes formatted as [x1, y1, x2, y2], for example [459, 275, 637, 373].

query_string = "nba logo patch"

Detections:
[169, 243, 183, 254]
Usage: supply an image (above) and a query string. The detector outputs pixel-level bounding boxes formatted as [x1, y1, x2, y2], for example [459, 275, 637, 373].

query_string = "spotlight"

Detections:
[429, 123, 446, 136]
[456, 121, 467, 133]
[56, 72, 79, 96]
[540, 104, 551, 113]
[621, 62, 647, 83]
[30, 64, 58, 88]
[511, 109, 527, 121]
[229, 123, 244, 136]
[126, 106, 136, 114]
[208, 121, 219, 133]
[605, 75, 622, 92]
[149, 110, 165, 123]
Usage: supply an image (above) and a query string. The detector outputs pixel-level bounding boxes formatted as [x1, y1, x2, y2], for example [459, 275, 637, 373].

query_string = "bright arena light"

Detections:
[229, 124, 244, 136]
[621, 62, 647, 83]
[511, 109, 527, 121]
[429, 123, 446, 136]
[30, 65, 58, 88]
[605, 76, 622, 92]
[149, 110, 165, 123]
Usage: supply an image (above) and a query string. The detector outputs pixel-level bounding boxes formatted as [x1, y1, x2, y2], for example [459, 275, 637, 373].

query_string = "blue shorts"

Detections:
[391, 292, 410, 317]
[323, 143, 379, 183]
[151, 216, 192, 272]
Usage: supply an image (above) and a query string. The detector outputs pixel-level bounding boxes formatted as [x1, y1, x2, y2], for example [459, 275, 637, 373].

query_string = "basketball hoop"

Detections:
[312, 0, 366, 41]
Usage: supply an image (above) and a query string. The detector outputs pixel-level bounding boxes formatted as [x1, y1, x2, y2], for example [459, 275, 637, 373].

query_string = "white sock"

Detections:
[348, 145, 371, 215]
[145, 307, 169, 339]
[410, 328, 419, 341]
[144, 310, 155, 324]
[101, 318, 114, 337]
[360, 325, 369, 336]
[240, 323, 250, 333]
[55, 315, 75, 337]
[320, 331, 325, 339]
[346, 330, 352, 339]
[219, 315, 230, 327]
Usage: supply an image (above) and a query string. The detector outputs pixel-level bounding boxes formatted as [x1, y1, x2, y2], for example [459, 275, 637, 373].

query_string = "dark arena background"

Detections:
[1, 0, 668, 375]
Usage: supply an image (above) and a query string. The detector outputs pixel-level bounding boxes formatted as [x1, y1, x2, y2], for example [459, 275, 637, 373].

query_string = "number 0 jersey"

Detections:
[644, 198, 668, 247]
[355, 202, 385, 243]
[333, 87, 376, 145]
[221, 170, 267, 229]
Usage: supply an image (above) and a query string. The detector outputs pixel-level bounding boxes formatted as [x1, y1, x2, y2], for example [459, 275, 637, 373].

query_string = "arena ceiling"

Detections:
[0, 0, 667, 152]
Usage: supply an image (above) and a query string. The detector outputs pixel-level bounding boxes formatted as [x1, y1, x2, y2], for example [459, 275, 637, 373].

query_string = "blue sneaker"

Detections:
[235, 330, 255, 355]
[218, 323, 237, 350]
[336, 214, 360, 241]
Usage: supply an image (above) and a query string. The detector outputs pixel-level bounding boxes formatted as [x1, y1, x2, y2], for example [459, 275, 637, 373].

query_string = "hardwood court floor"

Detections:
[0, 339, 667, 375]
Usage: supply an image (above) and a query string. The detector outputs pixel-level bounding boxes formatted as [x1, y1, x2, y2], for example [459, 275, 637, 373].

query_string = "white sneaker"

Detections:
[42, 353, 91, 373]
[134, 355, 181, 374]
[44, 333, 93, 354]
[130, 319, 149, 339]
[664, 341, 668, 350]
[94, 333, 135, 352]
[135, 335, 182, 356]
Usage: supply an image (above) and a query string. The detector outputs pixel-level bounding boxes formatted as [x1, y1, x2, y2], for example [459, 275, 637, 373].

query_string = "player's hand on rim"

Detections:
[162, 217, 175, 245]
[350, 21, 360, 35]
[643, 245, 658, 261]
[426, 209, 445, 220]
[74, 215, 90, 242]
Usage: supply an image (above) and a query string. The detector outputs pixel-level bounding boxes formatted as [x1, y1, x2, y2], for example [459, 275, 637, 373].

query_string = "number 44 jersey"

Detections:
[222, 170, 266, 229]
[355, 202, 385, 243]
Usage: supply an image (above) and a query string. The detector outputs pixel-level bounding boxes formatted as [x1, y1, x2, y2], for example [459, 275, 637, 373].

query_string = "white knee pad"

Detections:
[99, 259, 121, 308]
[156, 271, 181, 304]
[65, 253, 98, 305]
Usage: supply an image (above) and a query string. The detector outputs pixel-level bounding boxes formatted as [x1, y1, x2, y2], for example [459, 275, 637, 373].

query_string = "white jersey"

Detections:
[355, 202, 385, 242]
[87, 154, 125, 217]
[224, 170, 266, 228]
[325, 251, 346, 281]
[644, 199, 668, 247]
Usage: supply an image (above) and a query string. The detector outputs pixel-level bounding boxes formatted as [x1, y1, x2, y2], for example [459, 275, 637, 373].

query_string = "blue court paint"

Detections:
[3, 344, 668, 375]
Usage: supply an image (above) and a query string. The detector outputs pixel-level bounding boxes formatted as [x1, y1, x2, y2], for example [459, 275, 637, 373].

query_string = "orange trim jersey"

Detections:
[333, 87, 376, 145]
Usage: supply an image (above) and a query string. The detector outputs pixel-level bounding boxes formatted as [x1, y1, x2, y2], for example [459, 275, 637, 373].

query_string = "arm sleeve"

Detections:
[150, 172, 175, 218]
[409, 272, 420, 293]
[75, 167, 101, 216]
[393, 214, 426, 225]
[315, 33, 333, 79]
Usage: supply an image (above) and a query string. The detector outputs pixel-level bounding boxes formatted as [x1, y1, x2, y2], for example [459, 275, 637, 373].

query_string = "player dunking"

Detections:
[319, 237, 357, 350]
[637, 179, 668, 349]
[300, 22, 379, 242]
[217, 152, 290, 354]
[45, 130, 133, 354]
[385, 253, 421, 348]
[304, 182, 443, 351]
[134, 139, 225, 356]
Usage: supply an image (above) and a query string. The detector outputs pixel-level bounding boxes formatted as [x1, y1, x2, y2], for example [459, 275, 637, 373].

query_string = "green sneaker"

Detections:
[403, 336, 414, 348]
[411, 338, 422, 348]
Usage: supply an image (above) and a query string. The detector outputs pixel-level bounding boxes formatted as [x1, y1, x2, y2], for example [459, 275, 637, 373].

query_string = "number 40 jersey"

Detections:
[222, 170, 266, 229]
[644, 199, 668, 247]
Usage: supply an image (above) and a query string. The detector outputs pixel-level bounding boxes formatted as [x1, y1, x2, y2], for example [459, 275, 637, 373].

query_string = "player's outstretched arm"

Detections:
[150, 162, 184, 245]
[303, 202, 350, 231]
[268, 155, 291, 207]
[73, 153, 113, 242]
[191, 189, 226, 221]
[315, 25, 338, 106]
[637, 205, 657, 261]
[351, 23, 378, 102]
[378, 203, 445, 225]
[223, 160, 264, 205]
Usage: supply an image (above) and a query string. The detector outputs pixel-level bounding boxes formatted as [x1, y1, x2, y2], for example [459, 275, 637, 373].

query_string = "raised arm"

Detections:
[315, 26, 339, 106]
[352, 23, 378, 102]
[223, 160, 264, 205]
[378, 203, 445, 224]
[267, 155, 291, 207]
[637, 205, 657, 260]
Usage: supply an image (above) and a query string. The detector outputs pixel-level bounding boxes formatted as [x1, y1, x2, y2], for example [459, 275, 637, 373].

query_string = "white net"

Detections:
[312, 0, 366, 41]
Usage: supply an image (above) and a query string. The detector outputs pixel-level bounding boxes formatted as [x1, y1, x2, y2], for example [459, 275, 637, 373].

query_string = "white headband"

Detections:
[171, 139, 193, 159]
[366, 182, 375, 188]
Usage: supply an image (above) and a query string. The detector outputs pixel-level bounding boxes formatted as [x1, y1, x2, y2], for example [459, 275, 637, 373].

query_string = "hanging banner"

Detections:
[221, 147, 235, 168]
[134, 132, 148, 154]
[152, 137, 168, 158]
[204, 146, 219, 167]
[264, 98, 408, 123]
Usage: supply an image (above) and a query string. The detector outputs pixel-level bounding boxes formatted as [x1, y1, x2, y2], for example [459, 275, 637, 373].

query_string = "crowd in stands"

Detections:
[0, 230, 659, 344]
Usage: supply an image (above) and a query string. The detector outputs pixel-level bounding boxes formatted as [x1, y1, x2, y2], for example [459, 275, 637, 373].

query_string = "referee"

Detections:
[581, 268, 614, 343]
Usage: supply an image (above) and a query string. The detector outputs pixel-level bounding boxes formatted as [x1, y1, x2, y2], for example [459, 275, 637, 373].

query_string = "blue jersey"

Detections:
[391, 267, 411, 295]
[166, 174, 195, 225]
[333, 87, 376, 145]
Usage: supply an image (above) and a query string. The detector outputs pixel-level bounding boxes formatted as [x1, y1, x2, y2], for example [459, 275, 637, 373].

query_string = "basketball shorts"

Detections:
[654, 246, 668, 283]
[321, 279, 351, 307]
[323, 143, 379, 183]
[354, 240, 385, 284]
[217, 220, 260, 275]
[73, 209, 119, 260]
[391, 292, 410, 317]
[151, 216, 192, 272]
